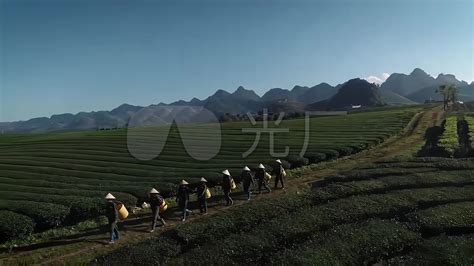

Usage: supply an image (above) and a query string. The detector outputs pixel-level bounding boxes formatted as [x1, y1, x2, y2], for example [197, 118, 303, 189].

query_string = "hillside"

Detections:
[0, 107, 419, 245]
[0, 106, 429, 264]
[5, 106, 474, 266]
[381, 68, 471, 103]
[381, 68, 439, 96]
[379, 89, 418, 105]
[97, 158, 474, 265]
[407, 84, 474, 103]
[308, 78, 384, 110]
[262, 83, 336, 104]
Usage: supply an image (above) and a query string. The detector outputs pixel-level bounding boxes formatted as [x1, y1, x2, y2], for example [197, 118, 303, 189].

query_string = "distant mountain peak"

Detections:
[110, 103, 142, 115]
[232, 86, 250, 95]
[343, 78, 376, 88]
[381, 68, 438, 96]
[410, 68, 429, 76]
[435, 73, 468, 87]
[437, 73, 456, 79]
[231, 86, 260, 101]
[212, 89, 231, 97]
[235, 86, 246, 92]
[316, 82, 332, 87]
[113, 103, 134, 110]
[308, 78, 383, 111]
[291, 85, 309, 91]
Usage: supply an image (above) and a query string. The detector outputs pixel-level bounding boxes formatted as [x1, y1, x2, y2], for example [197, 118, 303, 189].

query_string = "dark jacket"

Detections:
[177, 185, 191, 204]
[222, 175, 232, 192]
[255, 169, 265, 182]
[197, 183, 207, 199]
[242, 171, 255, 188]
[149, 194, 164, 210]
[274, 165, 284, 178]
[105, 201, 119, 223]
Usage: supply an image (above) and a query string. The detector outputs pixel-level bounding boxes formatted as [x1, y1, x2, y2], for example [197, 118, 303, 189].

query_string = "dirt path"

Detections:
[0, 107, 440, 265]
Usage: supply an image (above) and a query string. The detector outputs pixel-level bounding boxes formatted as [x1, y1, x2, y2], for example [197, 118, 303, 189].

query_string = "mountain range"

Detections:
[1, 68, 472, 133]
[381, 68, 474, 102]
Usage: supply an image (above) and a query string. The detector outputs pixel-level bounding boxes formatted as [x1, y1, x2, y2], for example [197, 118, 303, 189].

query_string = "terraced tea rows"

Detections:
[467, 115, 474, 136]
[97, 157, 474, 265]
[0, 107, 419, 240]
[439, 116, 459, 156]
[421, 114, 474, 158]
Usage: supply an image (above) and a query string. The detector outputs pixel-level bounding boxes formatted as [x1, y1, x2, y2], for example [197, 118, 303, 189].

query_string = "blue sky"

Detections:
[1, 0, 473, 122]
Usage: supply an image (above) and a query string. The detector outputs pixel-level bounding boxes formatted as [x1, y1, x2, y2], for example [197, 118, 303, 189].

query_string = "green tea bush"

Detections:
[349, 143, 367, 152]
[335, 146, 354, 156]
[439, 117, 460, 157]
[407, 201, 474, 234]
[96, 183, 474, 265]
[317, 149, 340, 160]
[67, 198, 105, 223]
[388, 234, 474, 265]
[304, 152, 327, 164]
[285, 155, 309, 168]
[0, 200, 69, 230]
[0, 211, 35, 242]
[272, 220, 420, 265]
[313, 170, 474, 202]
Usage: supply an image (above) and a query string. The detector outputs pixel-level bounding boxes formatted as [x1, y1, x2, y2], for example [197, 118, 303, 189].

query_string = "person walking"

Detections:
[222, 169, 234, 206]
[105, 193, 120, 244]
[273, 159, 285, 189]
[177, 180, 192, 222]
[255, 163, 271, 194]
[196, 177, 208, 214]
[241, 166, 255, 200]
[149, 188, 166, 232]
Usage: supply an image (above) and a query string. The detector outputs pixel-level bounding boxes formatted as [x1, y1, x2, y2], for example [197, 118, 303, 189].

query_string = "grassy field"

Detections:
[0, 107, 420, 241]
[96, 157, 474, 265]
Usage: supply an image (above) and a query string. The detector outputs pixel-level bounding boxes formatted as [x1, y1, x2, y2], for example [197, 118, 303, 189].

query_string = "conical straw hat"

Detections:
[243, 166, 251, 171]
[180, 180, 189, 185]
[105, 193, 116, 200]
[257, 163, 265, 169]
[276, 159, 282, 164]
[149, 188, 159, 194]
[200, 177, 208, 182]
[222, 169, 231, 176]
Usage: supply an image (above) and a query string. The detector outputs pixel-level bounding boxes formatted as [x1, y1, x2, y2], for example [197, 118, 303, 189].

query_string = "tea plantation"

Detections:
[421, 113, 474, 158]
[96, 157, 474, 265]
[439, 116, 459, 156]
[0, 107, 418, 241]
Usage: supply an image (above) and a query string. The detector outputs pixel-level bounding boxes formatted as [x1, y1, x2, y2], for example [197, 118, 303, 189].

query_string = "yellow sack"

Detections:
[265, 172, 272, 182]
[205, 188, 212, 199]
[230, 178, 237, 190]
[159, 201, 168, 214]
[118, 204, 129, 220]
[282, 169, 287, 177]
